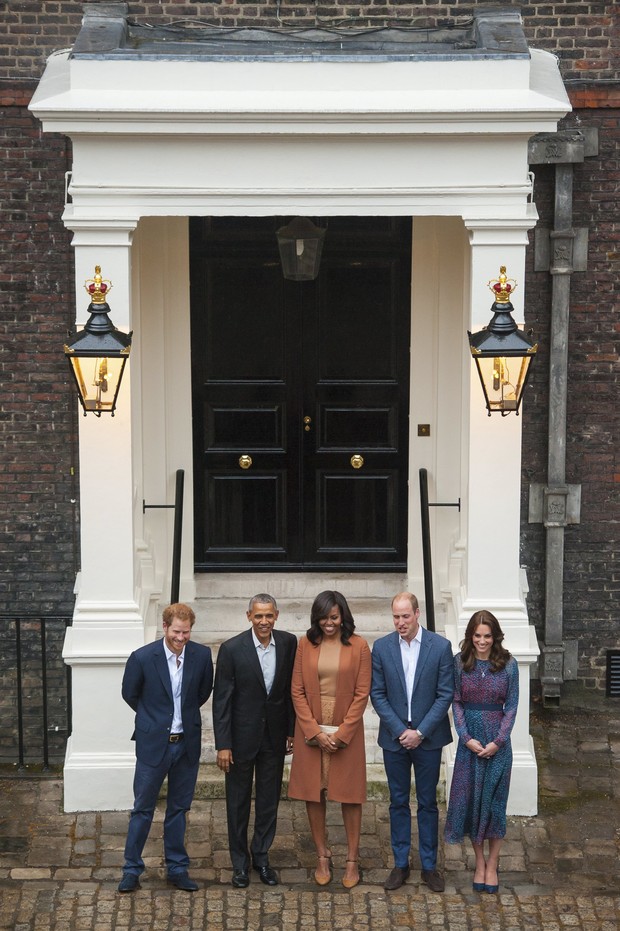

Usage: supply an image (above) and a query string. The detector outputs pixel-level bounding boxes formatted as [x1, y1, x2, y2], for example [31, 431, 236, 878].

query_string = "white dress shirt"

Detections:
[164, 641, 185, 734]
[399, 626, 422, 716]
[252, 629, 276, 695]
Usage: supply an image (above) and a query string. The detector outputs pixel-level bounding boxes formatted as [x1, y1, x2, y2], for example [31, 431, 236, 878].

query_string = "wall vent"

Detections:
[606, 650, 620, 697]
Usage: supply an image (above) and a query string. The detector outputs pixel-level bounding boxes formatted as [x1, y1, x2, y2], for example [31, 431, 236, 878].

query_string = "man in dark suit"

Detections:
[118, 603, 213, 893]
[371, 592, 453, 893]
[213, 593, 297, 888]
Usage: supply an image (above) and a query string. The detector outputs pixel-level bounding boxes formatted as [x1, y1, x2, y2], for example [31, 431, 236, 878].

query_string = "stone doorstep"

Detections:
[192, 573, 408, 601]
[188, 762, 447, 804]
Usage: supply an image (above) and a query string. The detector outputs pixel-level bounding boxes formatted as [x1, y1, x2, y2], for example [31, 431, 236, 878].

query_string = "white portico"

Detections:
[30, 5, 569, 813]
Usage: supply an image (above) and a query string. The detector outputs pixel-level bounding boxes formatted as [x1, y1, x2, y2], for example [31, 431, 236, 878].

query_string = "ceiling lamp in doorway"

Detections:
[276, 217, 326, 281]
[468, 266, 538, 416]
[64, 266, 132, 416]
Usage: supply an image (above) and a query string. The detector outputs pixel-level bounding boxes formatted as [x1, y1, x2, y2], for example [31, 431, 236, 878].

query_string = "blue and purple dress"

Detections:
[444, 654, 519, 844]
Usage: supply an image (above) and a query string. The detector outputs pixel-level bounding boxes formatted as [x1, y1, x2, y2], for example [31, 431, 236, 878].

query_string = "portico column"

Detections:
[445, 219, 540, 816]
[62, 223, 145, 812]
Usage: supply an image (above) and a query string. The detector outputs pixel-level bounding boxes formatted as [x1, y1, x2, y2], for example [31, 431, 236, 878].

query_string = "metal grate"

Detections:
[606, 650, 620, 697]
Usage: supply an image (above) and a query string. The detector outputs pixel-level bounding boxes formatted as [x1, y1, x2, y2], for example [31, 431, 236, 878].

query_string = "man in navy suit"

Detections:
[371, 592, 453, 892]
[213, 594, 297, 888]
[118, 603, 213, 893]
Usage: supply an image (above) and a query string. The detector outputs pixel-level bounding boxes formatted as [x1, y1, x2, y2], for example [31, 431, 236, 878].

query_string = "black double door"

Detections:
[190, 216, 411, 570]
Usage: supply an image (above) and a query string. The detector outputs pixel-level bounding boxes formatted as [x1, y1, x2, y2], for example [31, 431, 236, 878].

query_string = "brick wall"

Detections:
[0, 83, 77, 617]
[522, 105, 620, 690]
[0, 3, 618, 690]
[0, 2, 618, 84]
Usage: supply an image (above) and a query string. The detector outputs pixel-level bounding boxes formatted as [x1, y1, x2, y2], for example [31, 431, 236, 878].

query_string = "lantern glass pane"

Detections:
[476, 354, 532, 413]
[277, 237, 323, 280]
[69, 355, 126, 414]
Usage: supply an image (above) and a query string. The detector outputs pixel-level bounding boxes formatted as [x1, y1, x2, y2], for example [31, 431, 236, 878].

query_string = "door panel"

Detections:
[206, 473, 286, 551]
[190, 216, 410, 570]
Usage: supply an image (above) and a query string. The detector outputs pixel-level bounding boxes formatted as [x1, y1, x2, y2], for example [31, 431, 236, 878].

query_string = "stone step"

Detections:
[190, 598, 393, 647]
[191, 761, 446, 803]
[193, 572, 407, 601]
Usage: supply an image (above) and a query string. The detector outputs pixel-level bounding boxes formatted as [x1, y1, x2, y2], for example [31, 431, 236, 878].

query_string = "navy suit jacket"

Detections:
[370, 627, 454, 751]
[212, 628, 297, 762]
[122, 637, 214, 767]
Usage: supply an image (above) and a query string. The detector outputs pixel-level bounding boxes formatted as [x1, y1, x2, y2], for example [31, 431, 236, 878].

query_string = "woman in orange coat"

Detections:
[288, 590, 371, 889]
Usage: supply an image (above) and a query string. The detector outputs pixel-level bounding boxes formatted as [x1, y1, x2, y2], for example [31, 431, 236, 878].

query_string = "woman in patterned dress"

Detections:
[444, 610, 518, 894]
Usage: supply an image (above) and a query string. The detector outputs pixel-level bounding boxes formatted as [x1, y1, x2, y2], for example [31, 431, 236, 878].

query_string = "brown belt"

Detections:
[169, 733, 184, 743]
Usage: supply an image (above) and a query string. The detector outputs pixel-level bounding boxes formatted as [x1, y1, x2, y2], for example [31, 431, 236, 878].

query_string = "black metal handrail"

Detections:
[0, 614, 72, 772]
[418, 469, 461, 633]
[143, 468, 185, 604]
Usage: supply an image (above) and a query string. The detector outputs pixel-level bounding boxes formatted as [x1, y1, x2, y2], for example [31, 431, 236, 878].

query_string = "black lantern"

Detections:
[468, 266, 537, 416]
[64, 266, 132, 417]
[276, 217, 326, 281]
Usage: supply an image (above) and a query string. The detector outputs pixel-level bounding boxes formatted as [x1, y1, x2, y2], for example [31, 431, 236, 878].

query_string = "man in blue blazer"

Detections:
[371, 592, 453, 892]
[118, 603, 213, 893]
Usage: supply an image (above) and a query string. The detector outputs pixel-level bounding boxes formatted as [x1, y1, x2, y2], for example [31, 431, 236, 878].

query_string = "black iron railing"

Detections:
[418, 469, 461, 633]
[0, 615, 72, 772]
[143, 468, 185, 604]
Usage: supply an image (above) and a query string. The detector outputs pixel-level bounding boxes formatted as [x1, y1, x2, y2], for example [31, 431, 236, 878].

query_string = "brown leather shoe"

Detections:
[421, 868, 445, 892]
[384, 865, 410, 890]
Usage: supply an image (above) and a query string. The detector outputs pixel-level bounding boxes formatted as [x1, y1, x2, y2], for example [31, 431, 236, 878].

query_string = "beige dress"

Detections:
[317, 637, 342, 790]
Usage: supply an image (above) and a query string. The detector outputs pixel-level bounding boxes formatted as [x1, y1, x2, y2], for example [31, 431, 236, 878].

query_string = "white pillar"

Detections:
[62, 223, 146, 811]
[444, 217, 540, 816]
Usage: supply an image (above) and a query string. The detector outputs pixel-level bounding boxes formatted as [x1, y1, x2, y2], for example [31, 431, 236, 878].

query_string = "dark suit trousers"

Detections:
[123, 740, 199, 876]
[225, 732, 285, 870]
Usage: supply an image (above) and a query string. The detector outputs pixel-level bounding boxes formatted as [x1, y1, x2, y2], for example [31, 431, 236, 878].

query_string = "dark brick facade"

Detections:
[0, 80, 77, 618]
[522, 103, 620, 690]
[0, 3, 618, 691]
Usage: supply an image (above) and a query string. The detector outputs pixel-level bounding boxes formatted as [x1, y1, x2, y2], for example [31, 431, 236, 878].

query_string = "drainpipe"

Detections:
[527, 128, 598, 706]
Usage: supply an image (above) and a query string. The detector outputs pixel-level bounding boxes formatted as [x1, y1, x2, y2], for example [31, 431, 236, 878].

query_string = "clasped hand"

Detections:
[466, 738, 498, 758]
[398, 728, 422, 750]
[316, 731, 342, 754]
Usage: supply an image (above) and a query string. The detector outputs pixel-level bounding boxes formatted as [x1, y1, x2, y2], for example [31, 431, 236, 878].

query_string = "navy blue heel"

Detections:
[484, 869, 499, 894]
[473, 881, 486, 892]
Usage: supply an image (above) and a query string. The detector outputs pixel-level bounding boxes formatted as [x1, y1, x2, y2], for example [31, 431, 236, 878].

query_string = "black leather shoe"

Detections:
[253, 864, 279, 886]
[421, 868, 445, 892]
[118, 873, 141, 893]
[384, 865, 410, 890]
[231, 869, 250, 888]
[167, 872, 198, 891]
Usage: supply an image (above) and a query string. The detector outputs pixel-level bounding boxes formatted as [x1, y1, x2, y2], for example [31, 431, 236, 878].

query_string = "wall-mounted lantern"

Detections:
[468, 266, 538, 416]
[276, 217, 326, 281]
[64, 266, 132, 417]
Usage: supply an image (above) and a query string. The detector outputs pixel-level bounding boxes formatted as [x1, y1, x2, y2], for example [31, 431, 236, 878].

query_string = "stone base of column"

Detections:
[63, 739, 136, 812]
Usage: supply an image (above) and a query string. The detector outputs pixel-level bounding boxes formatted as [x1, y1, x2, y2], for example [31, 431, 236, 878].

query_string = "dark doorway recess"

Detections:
[190, 216, 411, 571]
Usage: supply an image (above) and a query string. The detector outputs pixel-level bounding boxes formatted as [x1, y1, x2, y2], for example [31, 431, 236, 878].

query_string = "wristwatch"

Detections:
[415, 729, 424, 740]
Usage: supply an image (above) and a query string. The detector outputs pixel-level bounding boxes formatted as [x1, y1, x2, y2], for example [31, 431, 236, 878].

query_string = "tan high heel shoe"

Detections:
[342, 859, 361, 889]
[314, 853, 333, 886]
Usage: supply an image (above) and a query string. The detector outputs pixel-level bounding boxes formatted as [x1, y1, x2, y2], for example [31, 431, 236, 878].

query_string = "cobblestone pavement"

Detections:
[1, 685, 619, 929]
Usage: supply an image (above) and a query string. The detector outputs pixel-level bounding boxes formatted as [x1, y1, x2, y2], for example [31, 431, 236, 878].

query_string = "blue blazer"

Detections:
[370, 627, 454, 751]
[122, 637, 214, 767]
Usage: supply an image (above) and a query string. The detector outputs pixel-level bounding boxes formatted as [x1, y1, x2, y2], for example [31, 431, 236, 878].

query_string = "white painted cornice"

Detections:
[30, 48, 569, 137]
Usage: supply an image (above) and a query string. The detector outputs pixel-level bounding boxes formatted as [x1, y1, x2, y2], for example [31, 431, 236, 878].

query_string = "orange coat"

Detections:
[288, 633, 371, 804]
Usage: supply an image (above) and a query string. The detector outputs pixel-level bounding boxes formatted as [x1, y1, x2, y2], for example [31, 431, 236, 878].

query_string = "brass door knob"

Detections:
[238, 455, 253, 470]
[350, 454, 364, 470]
[303, 415, 312, 432]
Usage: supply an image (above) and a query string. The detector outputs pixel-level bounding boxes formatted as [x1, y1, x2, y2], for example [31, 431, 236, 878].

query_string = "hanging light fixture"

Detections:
[276, 217, 326, 281]
[64, 266, 132, 417]
[468, 266, 538, 416]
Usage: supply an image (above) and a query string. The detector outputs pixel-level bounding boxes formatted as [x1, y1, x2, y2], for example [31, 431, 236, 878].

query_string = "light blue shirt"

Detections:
[399, 626, 422, 714]
[252, 629, 276, 695]
[163, 641, 185, 734]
